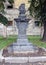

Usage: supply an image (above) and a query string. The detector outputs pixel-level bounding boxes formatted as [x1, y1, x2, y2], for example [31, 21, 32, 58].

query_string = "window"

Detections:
[7, 21, 12, 26]
[7, 5, 13, 9]
[34, 21, 40, 27]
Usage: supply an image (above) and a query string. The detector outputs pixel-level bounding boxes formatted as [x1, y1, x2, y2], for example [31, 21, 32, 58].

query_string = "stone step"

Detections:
[13, 46, 37, 51]
[8, 44, 38, 54]
[13, 42, 32, 46]
[17, 39, 28, 43]
[4, 56, 46, 63]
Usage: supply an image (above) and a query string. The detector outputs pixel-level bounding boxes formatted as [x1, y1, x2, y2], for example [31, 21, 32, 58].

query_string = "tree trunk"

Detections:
[41, 0, 46, 42]
[42, 21, 46, 41]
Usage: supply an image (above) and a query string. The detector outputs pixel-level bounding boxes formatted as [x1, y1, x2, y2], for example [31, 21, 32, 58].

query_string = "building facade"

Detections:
[0, 0, 44, 36]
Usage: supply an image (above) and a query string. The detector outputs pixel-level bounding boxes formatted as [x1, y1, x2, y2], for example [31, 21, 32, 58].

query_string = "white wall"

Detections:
[0, 21, 44, 36]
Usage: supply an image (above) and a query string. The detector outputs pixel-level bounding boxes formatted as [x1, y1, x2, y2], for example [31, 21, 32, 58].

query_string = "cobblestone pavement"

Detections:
[0, 62, 46, 65]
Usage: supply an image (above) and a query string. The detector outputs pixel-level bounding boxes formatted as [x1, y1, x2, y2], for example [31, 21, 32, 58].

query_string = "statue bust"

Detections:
[19, 4, 26, 14]
[14, 3, 29, 21]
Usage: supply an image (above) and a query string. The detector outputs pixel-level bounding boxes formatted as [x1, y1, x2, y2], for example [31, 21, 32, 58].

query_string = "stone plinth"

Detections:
[7, 4, 38, 55]
[8, 20, 38, 54]
[15, 19, 29, 43]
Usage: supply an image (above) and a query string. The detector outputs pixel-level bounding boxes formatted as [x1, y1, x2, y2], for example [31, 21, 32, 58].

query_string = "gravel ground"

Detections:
[0, 62, 46, 65]
[3, 48, 46, 57]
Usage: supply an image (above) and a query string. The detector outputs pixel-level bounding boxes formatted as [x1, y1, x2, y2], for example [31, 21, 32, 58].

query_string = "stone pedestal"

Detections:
[7, 4, 38, 54]
[11, 21, 38, 54]
[16, 21, 28, 44]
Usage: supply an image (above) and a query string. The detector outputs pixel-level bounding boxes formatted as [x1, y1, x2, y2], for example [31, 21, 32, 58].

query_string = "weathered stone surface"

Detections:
[7, 3, 38, 55]
[5, 57, 28, 63]
[0, 49, 4, 62]
[13, 46, 35, 51]
[0, 58, 3, 62]
[29, 57, 46, 62]
[3, 56, 46, 63]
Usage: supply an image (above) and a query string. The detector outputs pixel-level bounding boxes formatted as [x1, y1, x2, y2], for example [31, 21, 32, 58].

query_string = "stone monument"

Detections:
[3, 4, 38, 56]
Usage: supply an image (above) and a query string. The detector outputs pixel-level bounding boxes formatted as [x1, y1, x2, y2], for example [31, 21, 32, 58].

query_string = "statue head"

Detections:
[19, 3, 26, 14]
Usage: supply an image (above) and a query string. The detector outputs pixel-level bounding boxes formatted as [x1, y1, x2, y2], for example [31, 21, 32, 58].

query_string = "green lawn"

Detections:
[0, 35, 46, 50]
[0, 35, 17, 50]
[28, 35, 46, 48]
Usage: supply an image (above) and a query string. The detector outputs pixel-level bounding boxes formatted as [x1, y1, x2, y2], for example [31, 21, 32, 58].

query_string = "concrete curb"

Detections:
[0, 56, 46, 63]
[42, 47, 46, 51]
[29, 56, 46, 62]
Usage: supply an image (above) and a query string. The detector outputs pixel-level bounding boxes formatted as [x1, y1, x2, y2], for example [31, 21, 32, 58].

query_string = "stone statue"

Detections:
[4, 3, 38, 55]
[19, 4, 26, 21]
[19, 4, 26, 14]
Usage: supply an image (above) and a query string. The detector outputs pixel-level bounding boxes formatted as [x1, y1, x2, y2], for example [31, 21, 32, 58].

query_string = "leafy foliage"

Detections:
[0, 0, 5, 2]
[0, 2, 4, 12]
[0, 0, 5, 12]
[8, 0, 14, 4]
[0, 14, 8, 25]
[0, 0, 7, 25]
[29, 0, 45, 20]
[29, 0, 39, 18]
[0, 0, 14, 25]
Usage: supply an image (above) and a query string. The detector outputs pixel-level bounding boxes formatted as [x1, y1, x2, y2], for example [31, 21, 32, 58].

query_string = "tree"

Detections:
[0, 0, 14, 25]
[0, 0, 5, 12]
[42, 0, 46, 41]
[0, 14, 8, 25]
[0, 0, 8, 25]
[29, 0, 46, 42]
[8, 0, 14, 4]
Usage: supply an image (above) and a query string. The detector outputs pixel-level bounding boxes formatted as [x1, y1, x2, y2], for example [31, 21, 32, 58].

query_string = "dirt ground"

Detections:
[0, 62, 46, 65]
[3, 47, 46, 57]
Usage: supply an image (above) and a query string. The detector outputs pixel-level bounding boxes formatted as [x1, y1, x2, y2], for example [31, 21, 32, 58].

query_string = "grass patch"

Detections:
[0, 35, 17, 50]
[0, 35, 46, 50]
[28, 35, 46, 48]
